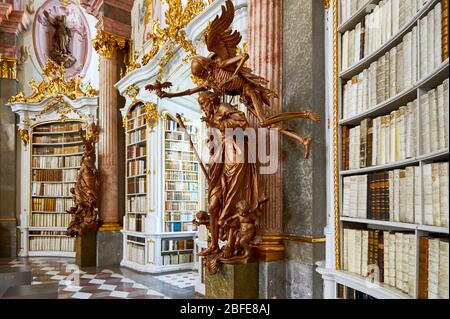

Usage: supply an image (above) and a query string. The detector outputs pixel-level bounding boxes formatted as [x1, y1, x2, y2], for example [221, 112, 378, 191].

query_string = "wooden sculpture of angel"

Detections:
[146, 0, 321, 157]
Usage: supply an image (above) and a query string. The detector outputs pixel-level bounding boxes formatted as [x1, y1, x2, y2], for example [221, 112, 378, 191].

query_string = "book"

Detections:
[442, 0, 449, 61]
[419, 236, 430, 299]
[428, 238, 440, 299]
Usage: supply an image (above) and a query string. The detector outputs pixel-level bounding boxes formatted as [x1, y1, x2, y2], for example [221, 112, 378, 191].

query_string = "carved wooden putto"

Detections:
[67, 123, 100, 237]
[146, 0, 321, 274]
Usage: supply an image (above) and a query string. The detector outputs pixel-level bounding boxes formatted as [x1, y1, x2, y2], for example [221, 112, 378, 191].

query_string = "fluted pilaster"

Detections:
[248, 0, 284, 261]
[94, 31, 126, 230]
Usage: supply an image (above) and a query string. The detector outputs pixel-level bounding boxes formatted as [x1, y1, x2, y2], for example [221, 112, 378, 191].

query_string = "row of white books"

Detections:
[162, 253, 193, 265]
[166, 150, 197, 162]
[165, 171, 198, 181]
[421, 79, 450, 154]
[127, 242, 145, 265]
[165, 131, 197, 142]
[127, 196, 146, 213]
[32, 155, 82, 169]
[339, 0, 365, 24]
[165, 201, 198, 211]
[31, 213, 71, 228]
[29, 236, 75, 252]
[343, 229, 417, 297]
[342, 30, 420, 119]
[166, 181, 198, 191]
[127, 128, 146, 145]
[341, 0, 431, 71]
[342, 162, 449, 227]
[347, 103, 417, 169]
[165, 141, 192, 152]
[165, 211, 194, 222]
[32, 198, 74, 212]
[419, 2, 445, 77]
[125, 215, 146, 232]
[166, 161, 199, 172]
[128, 160, 146, 176]
[425, 237, 449, 299]
[166, 191, 198, 201]
[32, 183, 75, 197]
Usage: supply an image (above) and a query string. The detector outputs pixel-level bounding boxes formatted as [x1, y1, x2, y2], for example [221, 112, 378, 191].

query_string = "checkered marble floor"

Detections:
[1, 258, 175, 299]
[154, 271, 198, 289]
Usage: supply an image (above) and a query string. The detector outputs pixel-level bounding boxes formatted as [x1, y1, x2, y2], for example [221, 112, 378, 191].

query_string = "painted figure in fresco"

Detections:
[146, 0, 321, 158]
[43, 9, 76, 68]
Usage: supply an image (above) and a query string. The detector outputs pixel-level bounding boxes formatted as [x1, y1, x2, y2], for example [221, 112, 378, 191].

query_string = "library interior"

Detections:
[0, 0, 448, 300]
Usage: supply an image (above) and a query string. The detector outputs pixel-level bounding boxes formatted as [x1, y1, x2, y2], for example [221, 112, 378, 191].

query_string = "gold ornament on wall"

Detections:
[0, 55, 17, 80]
[140, 0, 207, 80]
[18, 129, 30, 146]
[124, 85, 140, 102]
[8, 60, 98, 103]
[143, 102, 159, 131]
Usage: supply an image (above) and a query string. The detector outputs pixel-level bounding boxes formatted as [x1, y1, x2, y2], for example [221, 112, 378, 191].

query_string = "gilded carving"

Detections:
[146, 0, 321, 274]
[92, 30, 127, 58]
[0, 55, 17, 80]
[143, 102, 159, 131]
[18, 129, 30, 146]
[67, 123, 100, 237]
[141, 0, 206, 79]
[8, 60, 98, 104]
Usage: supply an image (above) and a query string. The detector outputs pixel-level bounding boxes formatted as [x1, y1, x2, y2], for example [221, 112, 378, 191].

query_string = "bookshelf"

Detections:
[28, 121, 88, 257]
[120, 104, 202, 273]
[322, 0, 450, 299]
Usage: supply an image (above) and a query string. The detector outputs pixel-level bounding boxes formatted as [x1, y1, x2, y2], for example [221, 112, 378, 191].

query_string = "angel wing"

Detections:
[205, 0, 242, 61]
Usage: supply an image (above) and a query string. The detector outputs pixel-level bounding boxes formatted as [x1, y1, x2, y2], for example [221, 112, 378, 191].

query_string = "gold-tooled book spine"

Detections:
[442, 0, 449, 60]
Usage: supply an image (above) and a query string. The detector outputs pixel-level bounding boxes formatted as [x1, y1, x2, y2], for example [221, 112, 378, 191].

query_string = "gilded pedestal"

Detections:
[75, 231, 97, 267]
[205, 262, 259, 299]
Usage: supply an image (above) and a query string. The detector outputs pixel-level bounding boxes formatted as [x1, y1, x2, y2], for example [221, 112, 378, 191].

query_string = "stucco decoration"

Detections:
[33, 0, 91, 78]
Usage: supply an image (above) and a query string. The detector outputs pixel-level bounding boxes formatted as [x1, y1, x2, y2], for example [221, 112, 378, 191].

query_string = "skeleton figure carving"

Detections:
[66, 123, 99, 237]
[146, 0, 321, 158]
[146, 0, 321, 274]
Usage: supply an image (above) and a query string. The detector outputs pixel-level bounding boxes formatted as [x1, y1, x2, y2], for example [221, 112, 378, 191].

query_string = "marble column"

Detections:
[0, 76, 18, 258]
[93, 30, 126, 266]
[248, 0, 286, 298]
[282, 0, 326, 299]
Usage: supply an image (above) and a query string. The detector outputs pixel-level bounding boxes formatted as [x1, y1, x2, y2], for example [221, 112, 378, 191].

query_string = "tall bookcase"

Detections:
[121, 104, 203, 273]
[321, 0, 449, 299]
[29, 121, 86, 257]
[9, 93, 98, 258]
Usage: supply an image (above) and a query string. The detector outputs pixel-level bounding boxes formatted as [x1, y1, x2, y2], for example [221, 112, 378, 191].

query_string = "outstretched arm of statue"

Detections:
[219, 53, 249, 72]
[263, 110, 321, 127]
[151, 85, 208, 99]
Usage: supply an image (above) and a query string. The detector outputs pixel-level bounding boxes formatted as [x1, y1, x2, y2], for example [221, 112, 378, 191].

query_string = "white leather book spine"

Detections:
[423, 164, 434, 225]
[428, 238, 440, 299]
[439, 162, 449, 228]
[432, 163, 441, 227]
[434, 2, 442, 69]
[438, 241, 449, 299]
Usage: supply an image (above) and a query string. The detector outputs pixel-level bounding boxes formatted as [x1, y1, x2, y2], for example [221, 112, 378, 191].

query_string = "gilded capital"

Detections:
[92, 31, 127, 58]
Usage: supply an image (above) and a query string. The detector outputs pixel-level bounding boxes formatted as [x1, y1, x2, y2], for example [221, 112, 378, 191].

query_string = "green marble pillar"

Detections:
[205, 262, 259, 299]
[75, 231, 97, 267]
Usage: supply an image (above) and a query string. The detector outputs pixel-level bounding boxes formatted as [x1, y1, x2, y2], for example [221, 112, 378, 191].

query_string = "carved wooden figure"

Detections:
[145, 0, 321, 274]
[67, 123, 100, 237]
